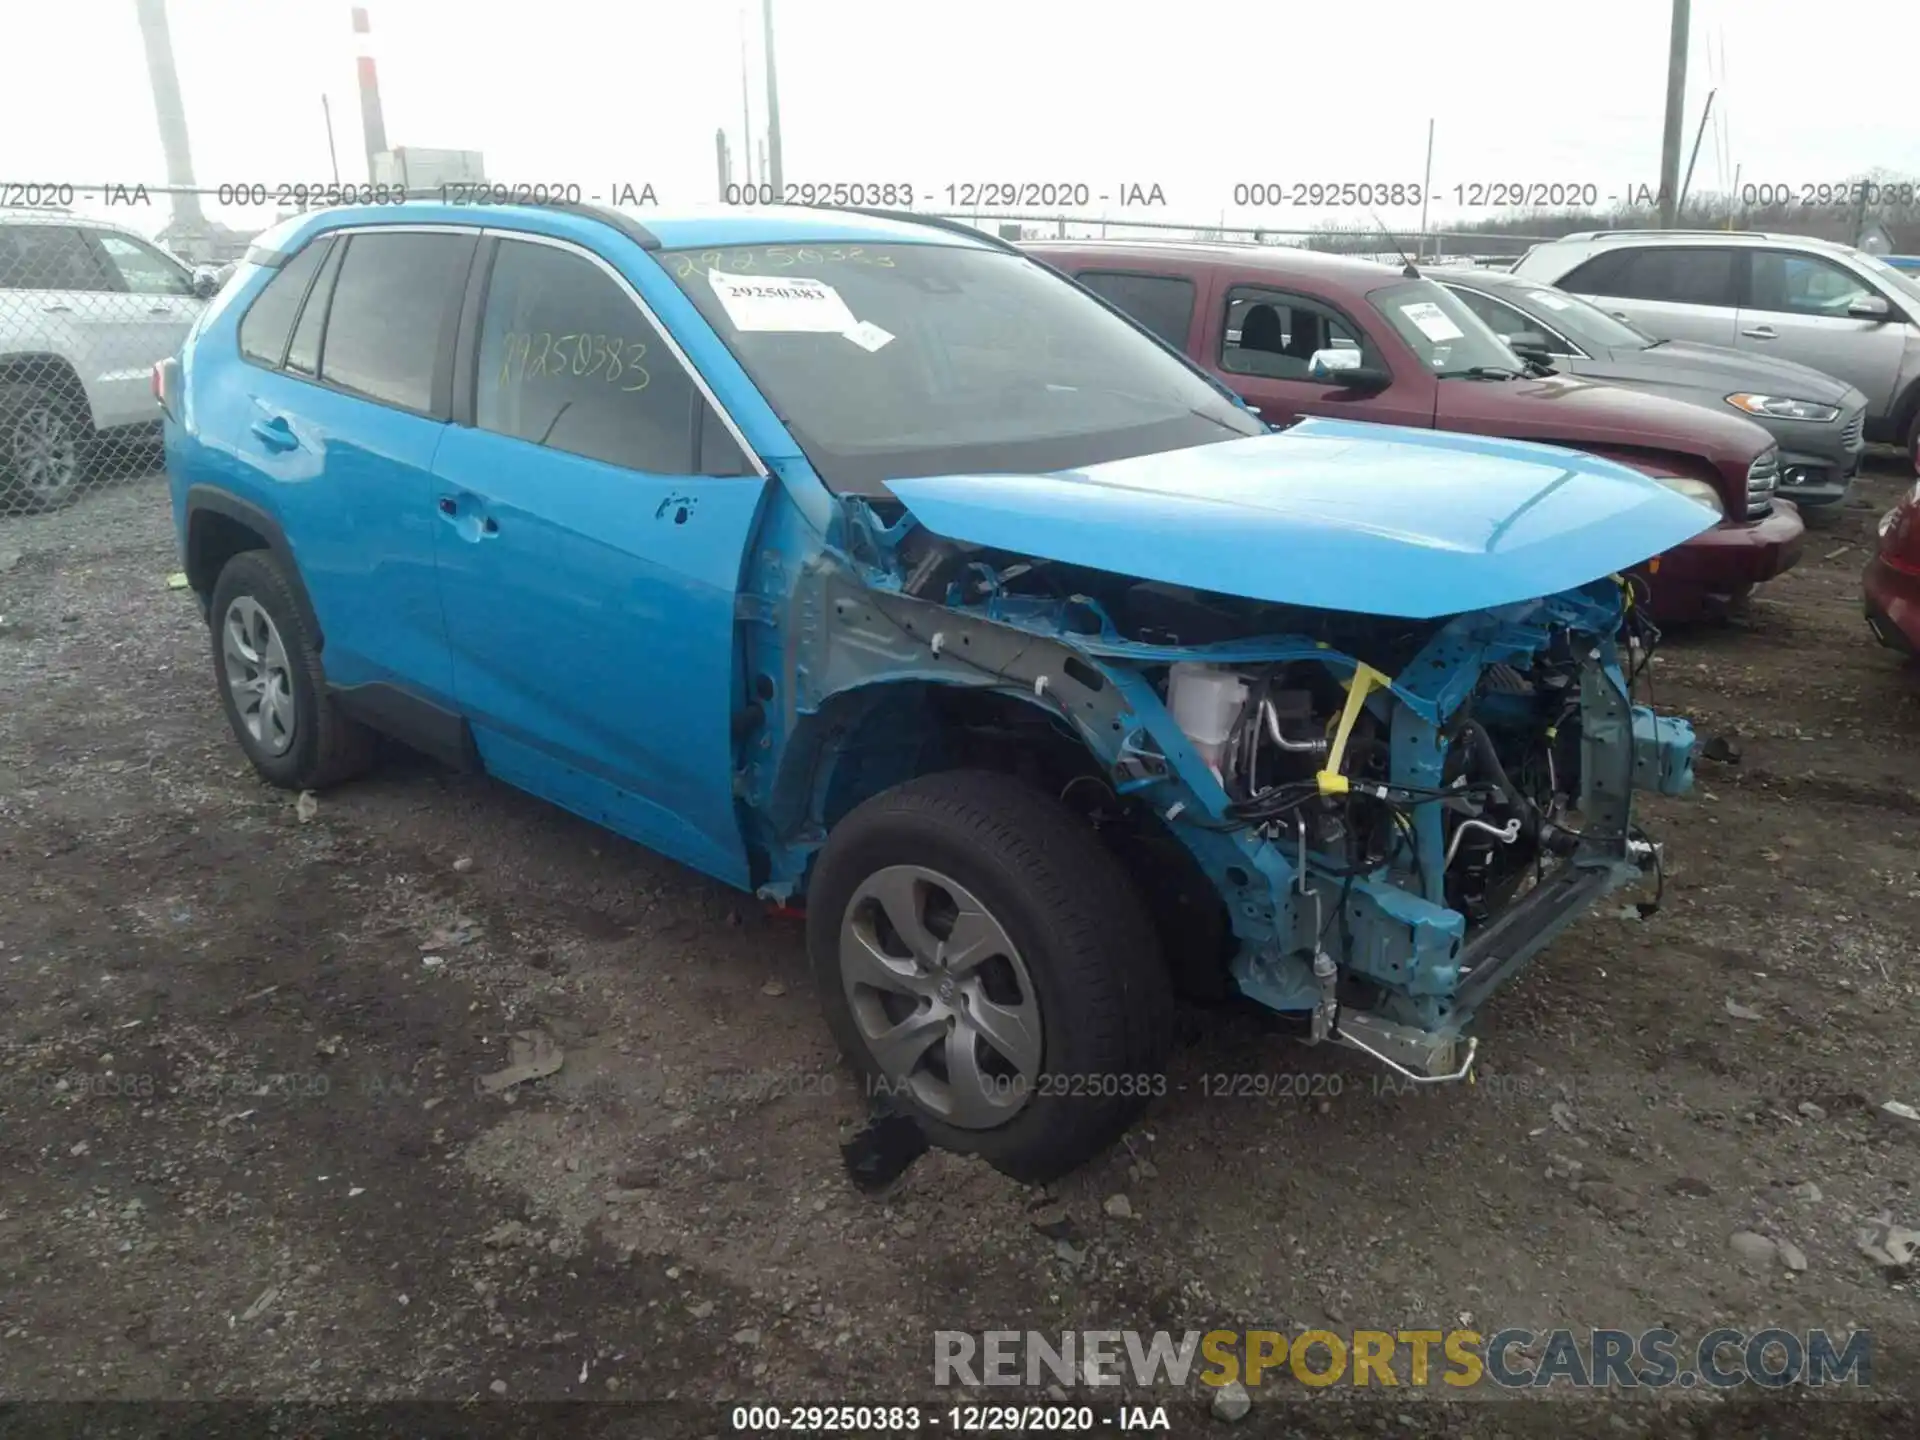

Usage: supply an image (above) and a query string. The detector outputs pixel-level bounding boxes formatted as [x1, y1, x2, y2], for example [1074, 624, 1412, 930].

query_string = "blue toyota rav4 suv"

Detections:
[161, 200, 1709, 1180]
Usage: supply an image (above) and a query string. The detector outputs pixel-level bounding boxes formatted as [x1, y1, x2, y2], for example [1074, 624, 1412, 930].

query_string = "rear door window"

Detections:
[1577, 247, 1739, 307]
[320, 231, 475, 414]
[1074, 270, 1197, 349]
[0, 225, 116, 292]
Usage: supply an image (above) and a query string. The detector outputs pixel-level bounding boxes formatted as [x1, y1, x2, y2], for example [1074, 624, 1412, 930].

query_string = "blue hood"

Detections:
[886, 417, 1719, 620]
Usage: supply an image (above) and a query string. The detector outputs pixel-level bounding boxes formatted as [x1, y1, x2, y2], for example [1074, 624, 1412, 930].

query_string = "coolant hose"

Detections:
[1453, 718, 1542, 847]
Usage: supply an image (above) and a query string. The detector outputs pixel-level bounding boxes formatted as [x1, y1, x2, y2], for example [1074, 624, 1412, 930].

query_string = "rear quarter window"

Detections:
[238, 238, 332, 368]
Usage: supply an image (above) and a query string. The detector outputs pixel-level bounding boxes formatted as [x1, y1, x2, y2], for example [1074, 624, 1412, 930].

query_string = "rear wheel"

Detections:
[209, 550, 374, 791]
[807, 770, 1172, 1182]
[0, 381, 89, 514]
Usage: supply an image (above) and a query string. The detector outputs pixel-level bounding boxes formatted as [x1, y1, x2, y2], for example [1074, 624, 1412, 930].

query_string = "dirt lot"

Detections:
[2, 461, 1918, 1439]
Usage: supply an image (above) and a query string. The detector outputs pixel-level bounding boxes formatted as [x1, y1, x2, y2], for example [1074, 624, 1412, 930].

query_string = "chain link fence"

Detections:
[0, 200, 219, 518]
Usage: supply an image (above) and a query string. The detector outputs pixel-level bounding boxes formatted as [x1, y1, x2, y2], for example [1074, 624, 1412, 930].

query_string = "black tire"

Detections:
[807, 769, 1173, 1183]
[209, 550, 374, 791]
[0, 379, 90, 514]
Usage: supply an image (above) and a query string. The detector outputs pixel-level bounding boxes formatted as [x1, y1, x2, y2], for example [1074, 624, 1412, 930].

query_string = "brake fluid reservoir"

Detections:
[1166, 663, 1247, 783]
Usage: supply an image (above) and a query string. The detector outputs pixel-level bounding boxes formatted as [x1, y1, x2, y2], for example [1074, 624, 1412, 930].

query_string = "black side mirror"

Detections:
[1326, 365, 1392, 391]
[1507, 331, 1555, 364]
[191, 268, 221, 299]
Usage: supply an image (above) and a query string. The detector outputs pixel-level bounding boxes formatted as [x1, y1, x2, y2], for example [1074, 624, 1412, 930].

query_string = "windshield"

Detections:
[660, 241, 1262, 495]
[1366, 280, 1526, 378]
[1511, 284, 1657, 351]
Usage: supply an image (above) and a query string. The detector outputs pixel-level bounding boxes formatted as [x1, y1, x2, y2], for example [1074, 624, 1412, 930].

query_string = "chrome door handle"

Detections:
[1741, 325, 1777, 339]
[42, 303, 73, 314]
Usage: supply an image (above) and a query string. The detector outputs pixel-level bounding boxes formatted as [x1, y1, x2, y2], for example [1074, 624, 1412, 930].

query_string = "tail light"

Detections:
[152, 357, 180, 420]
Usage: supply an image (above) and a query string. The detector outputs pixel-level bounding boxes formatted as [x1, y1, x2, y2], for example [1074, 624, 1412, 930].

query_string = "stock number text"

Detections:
[1234, 181, 1425, 208]
[1741, 181, 1920, 211]
[725, 181, 916, 207]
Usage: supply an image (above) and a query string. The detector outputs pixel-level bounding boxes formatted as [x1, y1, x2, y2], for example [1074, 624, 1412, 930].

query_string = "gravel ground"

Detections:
[2, 462, 1918, 1439]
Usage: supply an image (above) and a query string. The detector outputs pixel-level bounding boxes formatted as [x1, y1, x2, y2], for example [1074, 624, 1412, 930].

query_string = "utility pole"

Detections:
[716, 130, 731, 200]
[761, 0, 784, 197]
[1657, 0, 1690, 227]
[323, 96, 341, 183]
[1419, 118, 1435, 246]
[740, 6, 755, 189]
[1677, 87, 1715, 216]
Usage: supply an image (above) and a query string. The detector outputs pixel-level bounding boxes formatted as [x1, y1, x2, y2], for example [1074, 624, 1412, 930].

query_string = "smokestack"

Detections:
[351, 6, 389, 180]
[133, 0, 207, 231]
[715, 129, 731, 200]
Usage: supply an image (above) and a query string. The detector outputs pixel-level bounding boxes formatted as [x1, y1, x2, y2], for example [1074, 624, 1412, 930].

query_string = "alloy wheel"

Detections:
[8, 401, 79, 506]
[222, 596, 298, 757]
[838, 864, 1043, 1129]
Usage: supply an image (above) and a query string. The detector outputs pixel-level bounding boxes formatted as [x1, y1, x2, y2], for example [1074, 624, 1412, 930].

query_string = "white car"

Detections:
[1, 212, 212, 512]
[1512, 229, 1920, 461]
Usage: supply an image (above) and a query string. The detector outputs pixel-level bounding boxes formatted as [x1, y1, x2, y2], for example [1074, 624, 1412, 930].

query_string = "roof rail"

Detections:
[821, 205, 1025, 254]
[394, 190, 663, 249]
[1568, 227, 1773, 241]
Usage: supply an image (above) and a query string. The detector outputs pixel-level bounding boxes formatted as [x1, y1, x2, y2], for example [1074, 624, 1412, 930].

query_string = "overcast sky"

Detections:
[6, 0, 1917, 238]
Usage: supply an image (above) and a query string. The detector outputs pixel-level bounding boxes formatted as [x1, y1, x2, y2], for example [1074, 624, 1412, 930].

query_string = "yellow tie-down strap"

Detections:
[1316, 662, 1393, 797]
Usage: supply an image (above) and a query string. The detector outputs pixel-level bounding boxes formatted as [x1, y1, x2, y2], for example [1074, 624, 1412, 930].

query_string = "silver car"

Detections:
[1511, 230, 1920, 463]
[1434, 266, 1868, 508]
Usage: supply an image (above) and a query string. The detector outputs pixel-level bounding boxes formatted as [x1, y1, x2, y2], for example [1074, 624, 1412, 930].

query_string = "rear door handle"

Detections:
[249, 415, 298, 452]
[42, 302, 73, 314]
[1741, 325, 1777, 339]
[148, 305, 173, 316]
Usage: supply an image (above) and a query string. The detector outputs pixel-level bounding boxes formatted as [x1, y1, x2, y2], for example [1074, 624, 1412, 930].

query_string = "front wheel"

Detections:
[807, 770, 1172, 1183]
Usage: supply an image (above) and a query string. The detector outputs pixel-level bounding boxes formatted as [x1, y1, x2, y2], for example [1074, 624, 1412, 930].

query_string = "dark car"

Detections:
[1866, 479, 1920, 658]
[1431, 266, 1868, 509]
[1026, 241, 1805, 621]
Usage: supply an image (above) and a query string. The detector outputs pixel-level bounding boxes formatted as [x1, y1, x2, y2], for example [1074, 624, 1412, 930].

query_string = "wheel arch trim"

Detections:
[184, 485, 324, 650]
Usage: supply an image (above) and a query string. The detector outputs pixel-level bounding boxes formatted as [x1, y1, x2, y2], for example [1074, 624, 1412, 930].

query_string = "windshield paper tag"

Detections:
[1528, 290, 1573, 310]
[1400, 301, 1464, 343]
[843, 319, 895, 352]
[707, 269, 858, 333]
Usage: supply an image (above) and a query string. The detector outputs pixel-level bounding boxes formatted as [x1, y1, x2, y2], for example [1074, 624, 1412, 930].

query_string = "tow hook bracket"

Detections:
[1335, 1011, 1479, 1084]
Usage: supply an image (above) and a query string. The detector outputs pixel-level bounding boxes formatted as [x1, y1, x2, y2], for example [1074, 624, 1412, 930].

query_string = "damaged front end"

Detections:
[741, 428, 1707, 1086]
[747, 529, 1693, 1088]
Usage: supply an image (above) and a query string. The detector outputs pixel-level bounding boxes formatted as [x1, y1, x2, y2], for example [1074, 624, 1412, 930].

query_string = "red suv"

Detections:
[1027, 242, 1804, 621]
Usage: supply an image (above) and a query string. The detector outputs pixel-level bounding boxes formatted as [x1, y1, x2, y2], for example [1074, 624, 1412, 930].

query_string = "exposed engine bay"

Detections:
[764, 511, 1699, 1084]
